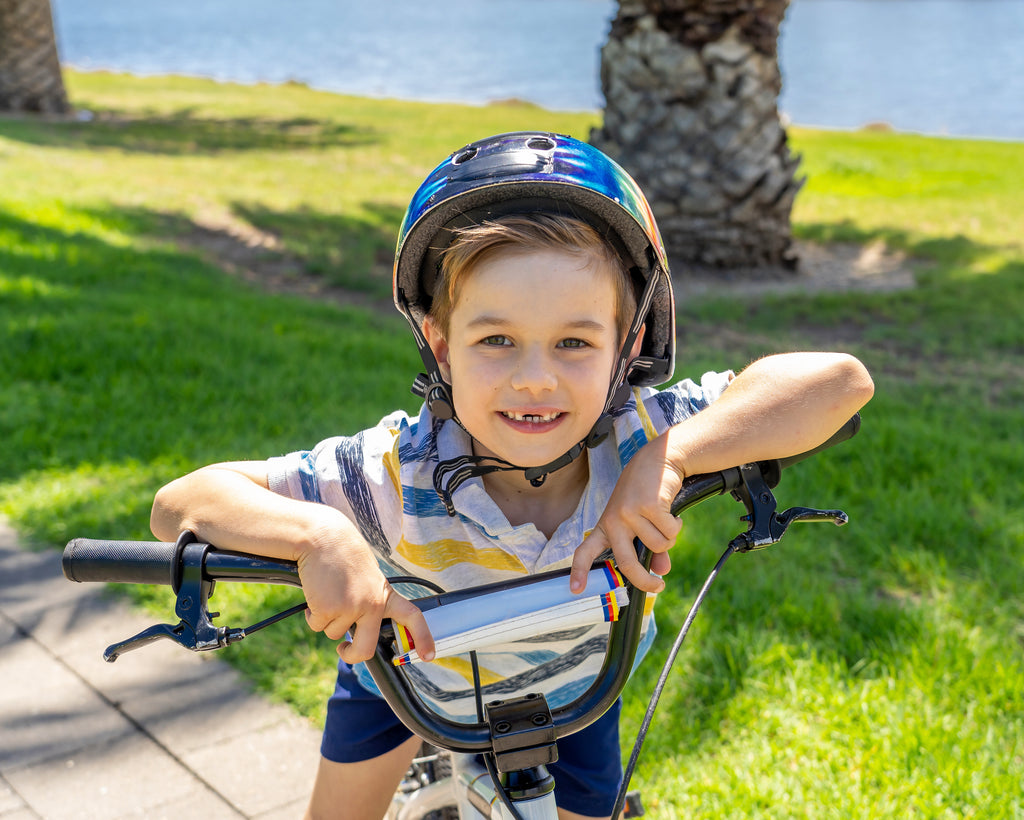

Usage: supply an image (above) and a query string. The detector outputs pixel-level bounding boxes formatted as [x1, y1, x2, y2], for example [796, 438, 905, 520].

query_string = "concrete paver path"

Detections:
[0, 519, 321, 819]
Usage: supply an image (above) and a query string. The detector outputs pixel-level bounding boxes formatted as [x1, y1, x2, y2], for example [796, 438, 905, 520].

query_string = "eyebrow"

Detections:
[465, 316, 611, 333]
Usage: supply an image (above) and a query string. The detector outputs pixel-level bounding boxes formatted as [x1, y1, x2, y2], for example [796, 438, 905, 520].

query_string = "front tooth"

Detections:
[506, 411, 558, 422]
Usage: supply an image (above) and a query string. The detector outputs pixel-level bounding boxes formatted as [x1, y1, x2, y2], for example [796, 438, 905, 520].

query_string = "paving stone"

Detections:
[0, 627, 134, 771]
[251, 796, 309, 819]
[0, 519, 321, 819]
[3, 733, 239, 820]
[108, 789, 245, 819]
[0, 774, 29, 815]
[181, 720, 320, 817]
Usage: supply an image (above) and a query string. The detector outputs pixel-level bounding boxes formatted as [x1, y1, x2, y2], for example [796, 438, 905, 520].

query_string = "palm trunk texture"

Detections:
[592, 0, 803, 270]
[0, 0, 69, 114]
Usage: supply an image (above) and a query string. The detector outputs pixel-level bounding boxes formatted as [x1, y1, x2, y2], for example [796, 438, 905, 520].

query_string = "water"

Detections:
[779, 0, 1024, 139]
[52, 0, 1024, 141]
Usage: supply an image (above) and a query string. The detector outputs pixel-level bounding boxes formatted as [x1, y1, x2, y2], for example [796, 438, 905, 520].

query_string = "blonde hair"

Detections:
[428, 213, 636, 337]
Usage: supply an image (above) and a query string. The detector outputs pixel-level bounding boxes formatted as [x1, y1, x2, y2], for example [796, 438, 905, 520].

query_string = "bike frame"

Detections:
[389, 751, 554, 820]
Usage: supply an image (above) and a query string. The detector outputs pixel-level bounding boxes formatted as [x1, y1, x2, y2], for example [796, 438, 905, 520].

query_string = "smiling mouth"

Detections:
[501, 411, 563, 423]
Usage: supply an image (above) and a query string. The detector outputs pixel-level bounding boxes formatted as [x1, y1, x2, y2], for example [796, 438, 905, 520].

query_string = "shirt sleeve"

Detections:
[649, 369, 735, 429]
[265, 411, 412, 558]
[613, 370, 734, 468]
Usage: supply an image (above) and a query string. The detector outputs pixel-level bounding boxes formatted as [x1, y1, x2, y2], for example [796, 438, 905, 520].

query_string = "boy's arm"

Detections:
[151, 462, 435, 662]
[570, 352, 874, 593]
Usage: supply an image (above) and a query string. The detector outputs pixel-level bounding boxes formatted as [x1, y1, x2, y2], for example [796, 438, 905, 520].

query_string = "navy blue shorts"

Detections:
[320, 661, 624, 817]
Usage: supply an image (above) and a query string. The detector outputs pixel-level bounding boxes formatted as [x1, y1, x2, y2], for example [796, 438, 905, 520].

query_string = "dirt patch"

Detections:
[672, 239, 918, 301]
[181, 209, 396, 317]
[176, 212, 917, 316]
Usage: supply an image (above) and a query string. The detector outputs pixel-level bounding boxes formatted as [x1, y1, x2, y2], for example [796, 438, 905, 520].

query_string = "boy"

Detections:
[150, 132, 873, 819]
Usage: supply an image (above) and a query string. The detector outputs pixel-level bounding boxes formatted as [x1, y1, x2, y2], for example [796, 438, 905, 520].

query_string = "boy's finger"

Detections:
[305, 606, 339, 636]
[340, 617, 378, 663]
[387, 595, 435, 661]
[628, 518, 676, 555]
[608, 533, 666, 593]
[570, 528, 609, 592]
[650, 551, 672, 577]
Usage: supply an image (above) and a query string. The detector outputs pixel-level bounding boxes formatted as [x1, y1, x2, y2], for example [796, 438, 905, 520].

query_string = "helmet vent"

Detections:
[526, 136, 556, 151]
[452, 147, 478, 165]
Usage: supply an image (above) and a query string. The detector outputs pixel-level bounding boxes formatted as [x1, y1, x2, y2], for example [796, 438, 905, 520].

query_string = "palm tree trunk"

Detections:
[592, 0, 802, 270]
[0, 0, 69, 114]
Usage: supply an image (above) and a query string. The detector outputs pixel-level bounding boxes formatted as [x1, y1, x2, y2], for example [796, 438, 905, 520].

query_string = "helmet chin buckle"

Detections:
[586, 379, 633, 448]
[585, 415, 614, 448]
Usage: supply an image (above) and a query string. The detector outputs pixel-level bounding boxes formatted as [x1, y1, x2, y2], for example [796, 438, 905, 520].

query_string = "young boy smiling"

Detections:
[150, 132, 873, 819]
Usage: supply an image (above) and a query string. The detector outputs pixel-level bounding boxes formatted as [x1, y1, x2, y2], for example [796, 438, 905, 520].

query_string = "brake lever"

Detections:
[103, 540, 245, 662]
[104, 620, 245, 662]
[775, 506, 849, 528]
[728, 462, 848, 553]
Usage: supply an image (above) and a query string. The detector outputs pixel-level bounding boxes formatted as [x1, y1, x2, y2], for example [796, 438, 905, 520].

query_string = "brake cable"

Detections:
[471, 652, 527, 820]
[236, 573, 447, 637]
[609, 543, 736, 820]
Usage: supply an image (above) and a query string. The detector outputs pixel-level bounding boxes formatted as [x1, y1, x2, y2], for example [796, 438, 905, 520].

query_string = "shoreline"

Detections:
[60, 65, 1024, 145]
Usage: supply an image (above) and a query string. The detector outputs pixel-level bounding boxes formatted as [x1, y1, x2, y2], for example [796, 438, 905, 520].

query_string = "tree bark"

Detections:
[0, 0, 69, 114]
[592, 0, 802, 270]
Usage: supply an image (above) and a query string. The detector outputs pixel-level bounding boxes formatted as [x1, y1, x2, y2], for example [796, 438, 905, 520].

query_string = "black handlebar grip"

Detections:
[62, 538, 179, 586]
[777, 413, 862, 470]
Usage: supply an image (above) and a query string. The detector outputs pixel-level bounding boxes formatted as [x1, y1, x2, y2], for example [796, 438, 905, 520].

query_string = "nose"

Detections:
[510, 345, 557, 393]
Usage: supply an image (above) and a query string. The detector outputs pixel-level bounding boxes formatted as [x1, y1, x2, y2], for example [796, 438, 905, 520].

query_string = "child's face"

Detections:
[424, 247, 628, 468]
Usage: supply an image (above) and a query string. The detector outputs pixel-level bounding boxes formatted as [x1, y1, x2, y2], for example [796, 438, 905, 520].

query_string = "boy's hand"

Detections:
[299, 530, 435, 664]
[570, 435, 683, 594]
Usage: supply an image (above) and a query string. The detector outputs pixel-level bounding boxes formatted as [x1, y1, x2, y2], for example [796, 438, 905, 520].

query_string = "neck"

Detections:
[477, 446, 590, 539]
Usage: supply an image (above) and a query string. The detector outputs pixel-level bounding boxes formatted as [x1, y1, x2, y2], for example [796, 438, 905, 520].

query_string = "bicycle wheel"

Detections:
[391, 741, 458, 820]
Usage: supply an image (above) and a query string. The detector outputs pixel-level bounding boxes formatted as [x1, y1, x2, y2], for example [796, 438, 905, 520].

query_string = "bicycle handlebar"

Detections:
[62, 537, 304, 590]
[62, 414, 861, 754]
[63, 539, 180, 586]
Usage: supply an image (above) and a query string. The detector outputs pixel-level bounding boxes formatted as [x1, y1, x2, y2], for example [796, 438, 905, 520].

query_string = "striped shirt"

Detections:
[267, 371, 732, 721]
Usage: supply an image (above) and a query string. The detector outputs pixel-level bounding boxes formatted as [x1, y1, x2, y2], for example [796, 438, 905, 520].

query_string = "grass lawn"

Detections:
[2, 70, 1022, 817]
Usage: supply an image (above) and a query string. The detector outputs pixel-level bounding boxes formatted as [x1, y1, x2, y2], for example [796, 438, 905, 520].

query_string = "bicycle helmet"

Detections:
[392, 132, 677, 510]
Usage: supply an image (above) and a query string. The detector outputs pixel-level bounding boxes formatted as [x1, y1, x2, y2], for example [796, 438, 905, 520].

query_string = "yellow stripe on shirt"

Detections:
[382, 432, 402, 497]
[633, 386, 657, 442]
[396, 536, 528, 575]
[433, 655, 505, 685]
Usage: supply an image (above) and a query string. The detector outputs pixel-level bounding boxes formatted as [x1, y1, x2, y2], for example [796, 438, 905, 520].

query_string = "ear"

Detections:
[628, 323, 646, 361]
[422, 316, 452, 382]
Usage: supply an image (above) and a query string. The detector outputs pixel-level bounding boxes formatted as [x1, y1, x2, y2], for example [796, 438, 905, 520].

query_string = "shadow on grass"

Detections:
[0, 203, 415, 505]
[681, 220, 1024, 366]
[232, 201, 404, 298]
[796, 218, 1011, 270]
[0, 105, 378, 155]
[101, 200, 405, 301]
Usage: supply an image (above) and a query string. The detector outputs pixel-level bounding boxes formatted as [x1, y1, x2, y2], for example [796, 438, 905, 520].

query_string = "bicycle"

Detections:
[62, 415, 861, 819]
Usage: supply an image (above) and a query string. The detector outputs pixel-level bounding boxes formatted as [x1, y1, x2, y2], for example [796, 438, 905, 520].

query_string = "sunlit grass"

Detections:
[2, 71, 1022, 816]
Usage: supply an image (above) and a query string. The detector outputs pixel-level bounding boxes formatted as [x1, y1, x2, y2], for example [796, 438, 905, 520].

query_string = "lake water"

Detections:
[52, 0, 1024, 141]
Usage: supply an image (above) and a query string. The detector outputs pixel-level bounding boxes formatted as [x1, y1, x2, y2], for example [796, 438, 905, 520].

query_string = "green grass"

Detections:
[2, 71, 1022, 817]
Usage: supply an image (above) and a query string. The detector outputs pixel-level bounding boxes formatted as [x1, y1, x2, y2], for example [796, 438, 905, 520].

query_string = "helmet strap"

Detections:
[433, 439, 590, 517]
[603, 265, 660, 410]
[400, 288, 456, 420]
